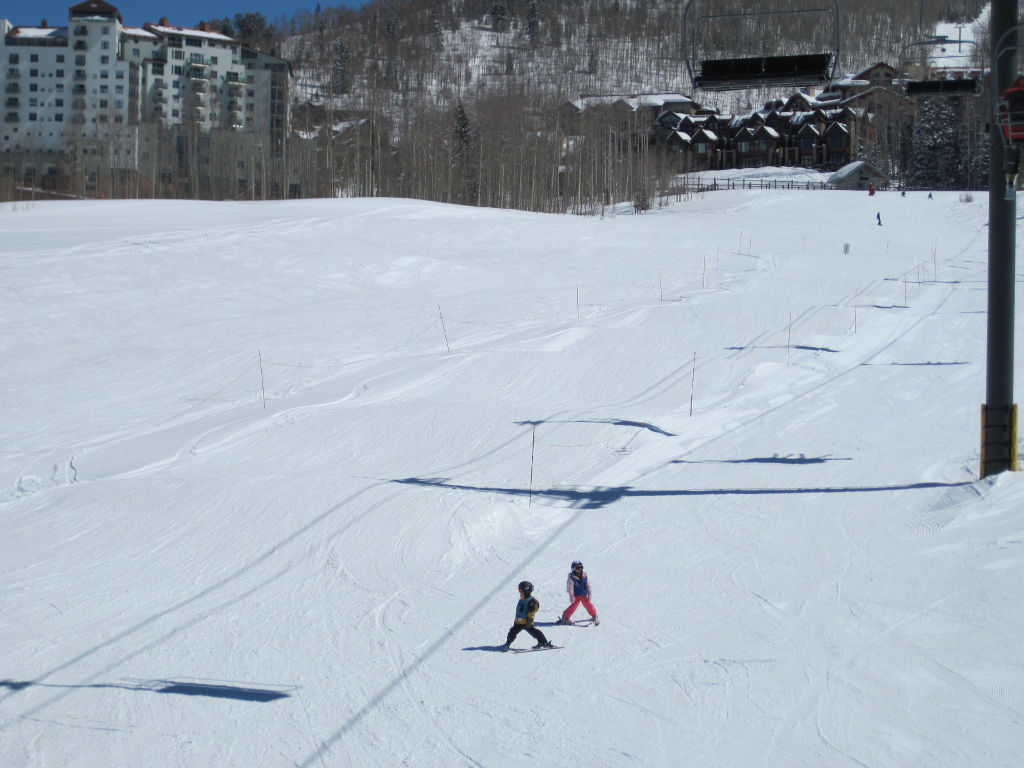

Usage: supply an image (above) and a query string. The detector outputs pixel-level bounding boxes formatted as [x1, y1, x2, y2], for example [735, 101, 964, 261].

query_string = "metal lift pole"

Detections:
[982, 0, 1019, 478]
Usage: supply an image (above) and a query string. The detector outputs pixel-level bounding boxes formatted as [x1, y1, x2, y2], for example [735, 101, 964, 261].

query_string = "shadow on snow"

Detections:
[0, 678, 290, 702]
[393, 476, 974, 510]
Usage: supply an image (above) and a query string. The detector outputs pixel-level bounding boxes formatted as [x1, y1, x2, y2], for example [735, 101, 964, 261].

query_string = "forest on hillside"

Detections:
[260, 0, 992, 210]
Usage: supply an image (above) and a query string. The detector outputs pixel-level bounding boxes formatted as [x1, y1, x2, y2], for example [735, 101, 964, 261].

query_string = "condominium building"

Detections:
[1, 0, 289, 186]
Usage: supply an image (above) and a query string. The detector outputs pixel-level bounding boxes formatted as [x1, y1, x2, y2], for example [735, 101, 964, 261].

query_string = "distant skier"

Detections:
[556, 561, 599, 625]
[868, 182, 876, 196]
[503, 581, 553, 650]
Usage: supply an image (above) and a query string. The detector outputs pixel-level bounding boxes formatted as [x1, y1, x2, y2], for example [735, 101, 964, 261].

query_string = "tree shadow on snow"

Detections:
[673, 453, 851, 466]
[0, 678, 290, 702]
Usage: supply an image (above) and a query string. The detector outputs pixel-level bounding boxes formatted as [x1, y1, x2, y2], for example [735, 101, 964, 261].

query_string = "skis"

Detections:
[509, 644, 562, 653]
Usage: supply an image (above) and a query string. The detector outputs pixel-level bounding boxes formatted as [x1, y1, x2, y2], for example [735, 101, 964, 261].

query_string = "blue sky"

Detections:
[11, 1, 368, 30]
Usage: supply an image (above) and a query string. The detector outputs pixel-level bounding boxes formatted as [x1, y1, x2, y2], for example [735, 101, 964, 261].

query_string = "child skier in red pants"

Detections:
[556, 561, 599, 625]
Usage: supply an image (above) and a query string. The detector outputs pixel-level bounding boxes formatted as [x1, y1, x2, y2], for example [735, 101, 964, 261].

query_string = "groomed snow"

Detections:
[1, 185, 1022, 767]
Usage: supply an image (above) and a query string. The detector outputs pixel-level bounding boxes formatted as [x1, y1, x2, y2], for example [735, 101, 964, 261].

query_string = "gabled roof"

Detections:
[70, 0, 120, 17]
[829, 159, 890, 183]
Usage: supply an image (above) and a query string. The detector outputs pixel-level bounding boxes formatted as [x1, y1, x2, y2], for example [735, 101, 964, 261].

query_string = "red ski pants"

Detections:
[562, 595, 597, 620]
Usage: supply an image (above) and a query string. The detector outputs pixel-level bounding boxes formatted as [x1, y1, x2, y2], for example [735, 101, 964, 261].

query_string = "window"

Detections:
[8, 54, 18, 64]
[115, 71, 124, 79]
[57, 55, 65, 63]
[29, 69, 38, 77]
[55, 98, 63, 107]
[56, 69, 64, 78]
[30, 54, 39, 63]
[28, 113, 37, 121]
[173, 50, 184, 60]
[55, 113, 63, 122]
[100, 56, 109, 64]
[29, 83, 38, 92]
[75, 56, 86, 66]
[100, 84, 108, 93]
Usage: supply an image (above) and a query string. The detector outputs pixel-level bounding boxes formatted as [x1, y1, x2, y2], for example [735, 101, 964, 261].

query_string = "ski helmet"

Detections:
[571, 561, 583, 570]
[518, 581, 534, 595]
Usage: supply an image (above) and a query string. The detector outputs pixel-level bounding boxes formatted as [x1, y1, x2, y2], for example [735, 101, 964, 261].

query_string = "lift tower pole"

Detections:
[982, 0, 1020, 478]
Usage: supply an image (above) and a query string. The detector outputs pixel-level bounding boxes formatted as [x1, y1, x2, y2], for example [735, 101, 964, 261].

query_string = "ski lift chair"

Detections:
[684, 0, 840, 92]
[900, 40, 981, 98]
[997, 76, 1024, 146]
[900, 2, 982, 98]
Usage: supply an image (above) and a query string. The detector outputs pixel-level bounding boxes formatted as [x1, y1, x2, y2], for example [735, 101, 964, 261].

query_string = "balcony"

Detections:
[152, 78, 167, 90]
[72, 84, 86, 94]
[4, 97, 18, 108]
[5, 83, 19, 94]
[74, 41, 88, 50]
[73, 70, 88, 81]
[72, 99, 86, 111]
[5, 112, 18, 123]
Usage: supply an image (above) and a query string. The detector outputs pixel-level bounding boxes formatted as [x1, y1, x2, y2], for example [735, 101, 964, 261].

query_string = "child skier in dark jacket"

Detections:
[503, 581, 552, 650]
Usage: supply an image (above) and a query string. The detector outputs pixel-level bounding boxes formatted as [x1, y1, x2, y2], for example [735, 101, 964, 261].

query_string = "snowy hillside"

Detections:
[1, 185, 1023, 767]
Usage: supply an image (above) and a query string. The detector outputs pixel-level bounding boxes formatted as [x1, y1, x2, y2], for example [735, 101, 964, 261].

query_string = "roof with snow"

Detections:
[6, 26, 68, 39]
[144, 23, 235, 43]
[828, 159, 888, 183]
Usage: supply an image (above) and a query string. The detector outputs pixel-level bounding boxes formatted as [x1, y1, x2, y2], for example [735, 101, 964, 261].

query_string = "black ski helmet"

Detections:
[518, 581, 534, 595]
[571, 561, 583, 570]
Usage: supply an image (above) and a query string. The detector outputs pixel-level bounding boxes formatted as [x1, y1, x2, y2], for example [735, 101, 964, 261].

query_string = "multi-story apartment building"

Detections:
[1, 0, 289, 193]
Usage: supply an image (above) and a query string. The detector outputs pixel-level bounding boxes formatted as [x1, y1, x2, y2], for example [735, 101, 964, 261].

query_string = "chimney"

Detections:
[201, 22, 211, 32]
[160, 17, 170, 26]
[41, 19, 48, 27]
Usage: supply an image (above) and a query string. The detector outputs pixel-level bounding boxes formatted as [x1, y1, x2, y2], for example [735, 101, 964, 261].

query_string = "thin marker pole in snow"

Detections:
[702, 255, 707, 288]
[576, 283, 581, 326]
[258, 349, 267, 410]
[787, 313, 792, 365]
[529, 426, 537, 507]
[689, 352, 697, 417]
[438, 304, 451, 353]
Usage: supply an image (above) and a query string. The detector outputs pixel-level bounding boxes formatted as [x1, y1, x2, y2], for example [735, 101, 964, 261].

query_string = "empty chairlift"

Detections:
[683, 0, 840, 92]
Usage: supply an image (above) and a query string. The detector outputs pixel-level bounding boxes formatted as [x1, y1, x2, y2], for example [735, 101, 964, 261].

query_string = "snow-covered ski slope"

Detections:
[1, 182, 1022, 767]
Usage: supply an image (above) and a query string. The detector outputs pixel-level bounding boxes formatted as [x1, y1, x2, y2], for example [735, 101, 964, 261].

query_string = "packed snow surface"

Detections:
[1, 184, 1023, 767]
